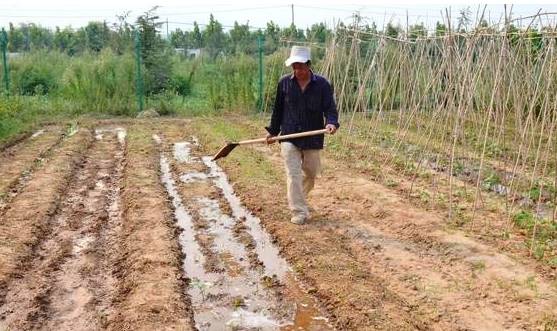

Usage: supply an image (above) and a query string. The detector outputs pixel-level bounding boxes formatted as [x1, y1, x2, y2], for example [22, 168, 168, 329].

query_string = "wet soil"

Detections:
[0, 128, 93, 301]
[157, 126, 332, 330]
[0, 127, 64, 211]
[108, 124, 192, 330]
[0, 127, 124, 330]
[1, 118, 555, 331]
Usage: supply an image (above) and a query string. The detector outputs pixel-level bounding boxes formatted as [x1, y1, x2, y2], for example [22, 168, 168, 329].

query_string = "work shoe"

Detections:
[290, 215, 307, 225]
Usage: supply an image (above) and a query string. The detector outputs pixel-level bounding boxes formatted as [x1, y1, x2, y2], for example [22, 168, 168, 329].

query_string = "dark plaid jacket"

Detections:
[265, 72, 339, 150]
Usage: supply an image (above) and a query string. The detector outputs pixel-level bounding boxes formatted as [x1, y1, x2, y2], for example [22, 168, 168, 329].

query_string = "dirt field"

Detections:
[0, 118, 556, 331]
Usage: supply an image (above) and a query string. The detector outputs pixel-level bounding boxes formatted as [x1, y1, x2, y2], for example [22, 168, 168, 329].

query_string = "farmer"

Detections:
[265, 45, 340, 225]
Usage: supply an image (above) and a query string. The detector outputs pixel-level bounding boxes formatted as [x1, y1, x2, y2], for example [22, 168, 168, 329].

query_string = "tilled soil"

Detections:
[156, 126, 331, 330]
[0, 127, 64, 211]
[230, 142, 557, 330]
[0, 119, 555, 331]
[1, 127, 123, 330]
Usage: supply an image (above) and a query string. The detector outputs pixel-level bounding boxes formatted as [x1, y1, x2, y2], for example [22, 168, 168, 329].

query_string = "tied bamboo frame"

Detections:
[280, 10, 557, 259]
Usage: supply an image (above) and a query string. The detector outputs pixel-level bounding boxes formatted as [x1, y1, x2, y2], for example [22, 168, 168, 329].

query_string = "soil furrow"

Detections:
[163, 137, 283, 329]
[163, 135, 333, 330]
[0, 129, 125, 330]
[0, 130, 35, 153]
[0, 127, 64, 212]
[108, 126, 192, 330]
[0, 128, 93, 315]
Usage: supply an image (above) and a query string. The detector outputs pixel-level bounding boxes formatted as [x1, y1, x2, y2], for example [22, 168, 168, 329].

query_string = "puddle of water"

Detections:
[31, 129, 45, 139]
[196, 197, 249, 270]
[161, 151, 289, 330]
[202, 156, 291, 279]
[116, 128, 126, 145]
[197, 157, 332, 330]
[281, 274, 333, 331]
[180, 172, 213, 183]
[73, 236, 95, 255]
[159, 154, 207, 280]
[175, 142, 199, 163]
[152, 134, 162, 144]
[95, 128, 127, 145]
[226, 309, 281, 329]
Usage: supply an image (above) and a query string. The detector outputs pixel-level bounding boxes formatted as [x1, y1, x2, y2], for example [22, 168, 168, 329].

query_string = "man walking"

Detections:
[266, 45, 340, 225]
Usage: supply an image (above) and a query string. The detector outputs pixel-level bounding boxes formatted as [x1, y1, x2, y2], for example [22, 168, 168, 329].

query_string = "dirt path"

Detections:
[0, 123, 194, 331]
[310, 173, 557, 330]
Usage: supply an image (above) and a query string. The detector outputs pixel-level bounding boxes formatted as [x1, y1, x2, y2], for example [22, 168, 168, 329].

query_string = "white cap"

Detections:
[285, 46, 311, 67]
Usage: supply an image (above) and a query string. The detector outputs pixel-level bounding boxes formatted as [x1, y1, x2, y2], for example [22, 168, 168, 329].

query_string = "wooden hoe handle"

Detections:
[238, 129, 329, 146]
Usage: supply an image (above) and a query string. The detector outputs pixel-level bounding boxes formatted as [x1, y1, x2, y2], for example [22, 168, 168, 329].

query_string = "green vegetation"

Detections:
[513, 210, 557, 261]
[192, 116, 281, 186]
[470, 260, 486, 273]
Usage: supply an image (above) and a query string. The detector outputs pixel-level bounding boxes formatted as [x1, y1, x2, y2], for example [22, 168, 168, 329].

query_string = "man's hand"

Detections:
[266, 133, 277, 144]
[326, 124, 338, 135]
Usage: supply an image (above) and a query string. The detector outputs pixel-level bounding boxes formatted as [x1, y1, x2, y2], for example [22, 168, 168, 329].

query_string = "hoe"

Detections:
[212, 128, 328, 161]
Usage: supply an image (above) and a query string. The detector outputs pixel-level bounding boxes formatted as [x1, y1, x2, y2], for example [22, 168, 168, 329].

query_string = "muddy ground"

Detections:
[0, 118, 555, 331]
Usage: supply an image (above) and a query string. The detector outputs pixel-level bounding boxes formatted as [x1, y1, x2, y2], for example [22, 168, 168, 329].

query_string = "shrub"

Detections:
[18, 65, 56, 95]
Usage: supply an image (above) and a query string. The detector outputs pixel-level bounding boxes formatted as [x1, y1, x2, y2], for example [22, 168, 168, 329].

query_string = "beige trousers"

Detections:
[280, 142, 321, 219]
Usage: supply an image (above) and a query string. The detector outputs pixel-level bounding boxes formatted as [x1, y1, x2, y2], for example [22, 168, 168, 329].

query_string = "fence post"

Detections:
[1, 28, 9, 96]
[257, 32, 264, 112]
[134, 29, 144, 112]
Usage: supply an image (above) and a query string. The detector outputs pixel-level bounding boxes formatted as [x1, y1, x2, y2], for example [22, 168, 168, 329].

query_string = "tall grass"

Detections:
[198, 55, 259, 112]
[61, 49, 136, 115]
[0, 48, 286, 143]
[4, 49, 137, 114]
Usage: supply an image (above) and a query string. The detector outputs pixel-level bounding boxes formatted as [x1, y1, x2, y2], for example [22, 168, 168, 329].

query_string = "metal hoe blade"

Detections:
[212, 142, 239, 161]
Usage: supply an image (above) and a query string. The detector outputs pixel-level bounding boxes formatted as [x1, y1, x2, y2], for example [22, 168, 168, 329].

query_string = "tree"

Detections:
[27, 24, 54, 50]
[229, 21, 256, 54]
[435, 22, 447, 37]
[109, 11, 134, 55]
[82, 21, 109, 52]
[457, 7, 472, 32]
[306, 23, 331, 43]
[8, 23, 25, 52]
[191, 22, 203, 48]
[281, 23, 305, 42]
[53, 26, 80, 55]
[136, 7, 171, 94]
[170, 28, 187, 49]
[264, 21, 280, 54]
[203, 14, 227, 58]
[408, 23, 426, 42]
[385, 23, 401, 39]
